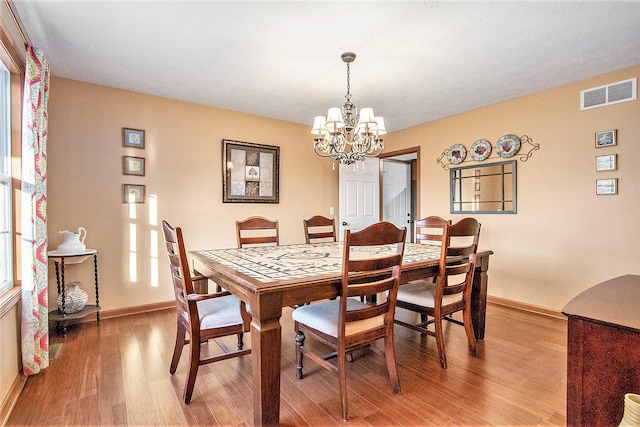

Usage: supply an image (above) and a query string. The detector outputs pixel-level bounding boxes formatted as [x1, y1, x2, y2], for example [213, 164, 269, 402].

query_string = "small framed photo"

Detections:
[595, 154, 617, 172]
[123, 156, 145, 176]
[123, 184, 146, 203]
[595, 129, 616, 148]
[596, 178, 617, 195]
[123, 128, 145, 149]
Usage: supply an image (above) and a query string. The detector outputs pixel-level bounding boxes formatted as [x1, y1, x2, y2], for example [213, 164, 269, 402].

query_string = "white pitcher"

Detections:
[57, 227, 87, 253]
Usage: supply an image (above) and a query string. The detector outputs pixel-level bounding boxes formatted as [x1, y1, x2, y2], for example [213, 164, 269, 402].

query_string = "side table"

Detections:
[47, 249, 100, 336]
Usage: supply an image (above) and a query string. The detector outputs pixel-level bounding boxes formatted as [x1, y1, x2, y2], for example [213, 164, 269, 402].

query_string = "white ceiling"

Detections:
[12, 1, 640, 133]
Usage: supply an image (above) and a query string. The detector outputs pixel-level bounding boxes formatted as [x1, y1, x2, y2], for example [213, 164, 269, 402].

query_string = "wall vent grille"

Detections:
[580, 77, 636, 110]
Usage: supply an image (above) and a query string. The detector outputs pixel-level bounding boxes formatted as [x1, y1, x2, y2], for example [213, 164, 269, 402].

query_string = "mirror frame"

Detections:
[449, 160, 517, 214]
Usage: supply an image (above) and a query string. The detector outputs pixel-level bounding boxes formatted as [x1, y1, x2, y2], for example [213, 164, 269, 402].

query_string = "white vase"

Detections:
[56, 282, 89, 314]
[619, 393, 640, 427]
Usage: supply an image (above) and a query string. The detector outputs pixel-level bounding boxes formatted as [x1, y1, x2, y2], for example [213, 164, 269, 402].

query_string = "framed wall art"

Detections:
[222, 139, 280, 203]
[596, 178, 617, 195]
[123, 184, 146, 203]
[595, 129, 616, 148]
[123, 156, 145, 176]
[595, 154, 617, 172]
[123, 128, 145, 149]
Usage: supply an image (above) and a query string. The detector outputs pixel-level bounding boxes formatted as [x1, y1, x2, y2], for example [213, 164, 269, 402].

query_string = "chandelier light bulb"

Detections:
[311, 116, 327, 136]
[374, 116, 387, 135]
[325, 108, 345, 128]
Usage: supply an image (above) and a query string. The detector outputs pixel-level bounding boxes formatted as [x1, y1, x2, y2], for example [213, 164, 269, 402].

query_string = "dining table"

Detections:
[190, 241, 492, 426]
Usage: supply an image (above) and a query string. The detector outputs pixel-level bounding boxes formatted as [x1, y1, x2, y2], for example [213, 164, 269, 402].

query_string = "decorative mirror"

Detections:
[450, 160, 517, 214]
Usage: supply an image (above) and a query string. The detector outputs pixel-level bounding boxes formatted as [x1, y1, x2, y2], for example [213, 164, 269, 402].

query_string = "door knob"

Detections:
[342, 222, 347, 226]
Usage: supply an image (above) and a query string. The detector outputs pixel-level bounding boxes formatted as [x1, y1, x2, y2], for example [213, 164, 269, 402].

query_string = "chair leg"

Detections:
[295, 329, 305, 379]
[183, 334, 201, 404]
[384, 329, 401, 394]
[420, 313, 429, 335]
[170, 320, 186, 375]
[337, 346, 348, 420]
[434, 316, 448, 369]
[237, 332, 244, 351]
[462, 307, 478, 355]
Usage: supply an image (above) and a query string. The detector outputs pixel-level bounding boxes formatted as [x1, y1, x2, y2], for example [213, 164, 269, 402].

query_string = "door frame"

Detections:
[379, 146, 421, 241]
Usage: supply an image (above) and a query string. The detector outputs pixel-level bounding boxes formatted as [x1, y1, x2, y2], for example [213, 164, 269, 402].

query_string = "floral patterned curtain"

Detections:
[21, 45, 50, 375]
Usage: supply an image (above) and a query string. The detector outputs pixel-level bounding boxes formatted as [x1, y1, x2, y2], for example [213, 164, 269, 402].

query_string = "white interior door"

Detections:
[339, 157, 380, 239]
[382, 160, 411, 241]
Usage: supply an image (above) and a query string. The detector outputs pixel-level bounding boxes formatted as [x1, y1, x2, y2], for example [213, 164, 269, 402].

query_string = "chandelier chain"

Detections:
[345, 63, 351, 102]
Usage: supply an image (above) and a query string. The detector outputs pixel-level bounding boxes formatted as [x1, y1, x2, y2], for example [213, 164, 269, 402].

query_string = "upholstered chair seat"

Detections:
[292, 298, 384, 338]
[197, 295, 247, 329]
[397, 281, 464, 308]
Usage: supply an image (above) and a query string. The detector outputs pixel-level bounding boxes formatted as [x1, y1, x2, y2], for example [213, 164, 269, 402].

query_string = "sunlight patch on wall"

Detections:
[129, 223, 137, 282]
[149, 194, 158, 226]
[149, 194, 159, 287]
[150, 229, 158, 287]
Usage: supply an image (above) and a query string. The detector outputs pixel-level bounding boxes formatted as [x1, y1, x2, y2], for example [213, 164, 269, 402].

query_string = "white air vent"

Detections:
[581, 77, 637, 110]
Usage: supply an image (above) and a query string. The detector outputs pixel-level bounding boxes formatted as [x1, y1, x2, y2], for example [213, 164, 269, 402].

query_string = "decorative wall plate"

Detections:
[448, 144, 466, 164]
[496, 134, 521, 158]
[470, 139, 492, 161]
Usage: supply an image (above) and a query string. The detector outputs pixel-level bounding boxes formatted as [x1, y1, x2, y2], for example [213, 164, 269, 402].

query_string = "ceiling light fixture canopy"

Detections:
[312, 52, 385, 165]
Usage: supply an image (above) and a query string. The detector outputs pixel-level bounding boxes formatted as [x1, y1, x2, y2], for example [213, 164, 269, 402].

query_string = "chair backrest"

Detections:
[162, 220, 195, 318]
[340, 222, 407, 332]
[439, 217, 481, 299]
[303, 215, 337, 244]
[415, 216, 451, 246]
[236, 216, 279, 248]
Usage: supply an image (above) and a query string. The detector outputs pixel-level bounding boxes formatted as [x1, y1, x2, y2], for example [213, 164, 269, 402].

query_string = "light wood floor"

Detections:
[8, 303, 567, 426]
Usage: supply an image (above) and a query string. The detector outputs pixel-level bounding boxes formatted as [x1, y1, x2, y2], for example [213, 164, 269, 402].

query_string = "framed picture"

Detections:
[123, 184, 146, 203]
[595, 154, 617, 172]
[123, 128, 145, 149]
[222, 139, 280, 203]
[595, 129, 616, 148]
[596, 178, 617, 195]
[123, 156, 145, 176]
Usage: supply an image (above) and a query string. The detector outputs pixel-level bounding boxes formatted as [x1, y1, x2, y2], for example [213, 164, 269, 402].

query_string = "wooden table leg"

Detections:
[471, 253, 490, 340]
[250, 292, 284, 426]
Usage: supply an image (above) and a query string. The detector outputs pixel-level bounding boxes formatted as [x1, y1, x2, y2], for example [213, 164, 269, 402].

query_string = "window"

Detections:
[0, 60, 11, 295]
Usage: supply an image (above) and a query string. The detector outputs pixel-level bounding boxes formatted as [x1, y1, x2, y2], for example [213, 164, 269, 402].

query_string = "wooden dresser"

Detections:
[562, 274, 640, 427]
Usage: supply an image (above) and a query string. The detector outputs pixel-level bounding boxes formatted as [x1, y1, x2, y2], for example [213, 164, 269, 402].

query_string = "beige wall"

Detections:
[46, 77, 339, 311]
[386, 64, 640, 310]
[46, 65, 639, 316]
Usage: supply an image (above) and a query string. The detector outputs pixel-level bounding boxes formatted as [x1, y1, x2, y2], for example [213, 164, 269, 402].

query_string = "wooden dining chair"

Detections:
[303, 215, 337, 244]
[235, 216, 279, 248]
[415, 216, 451, 246]
[292, 221, 407, 420]
[394, 217, 481, 369]
[162, 220, 251, 403]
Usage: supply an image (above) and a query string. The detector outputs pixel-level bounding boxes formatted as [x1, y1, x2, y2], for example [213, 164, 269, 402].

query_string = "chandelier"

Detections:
[311, 52, 385, 165]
